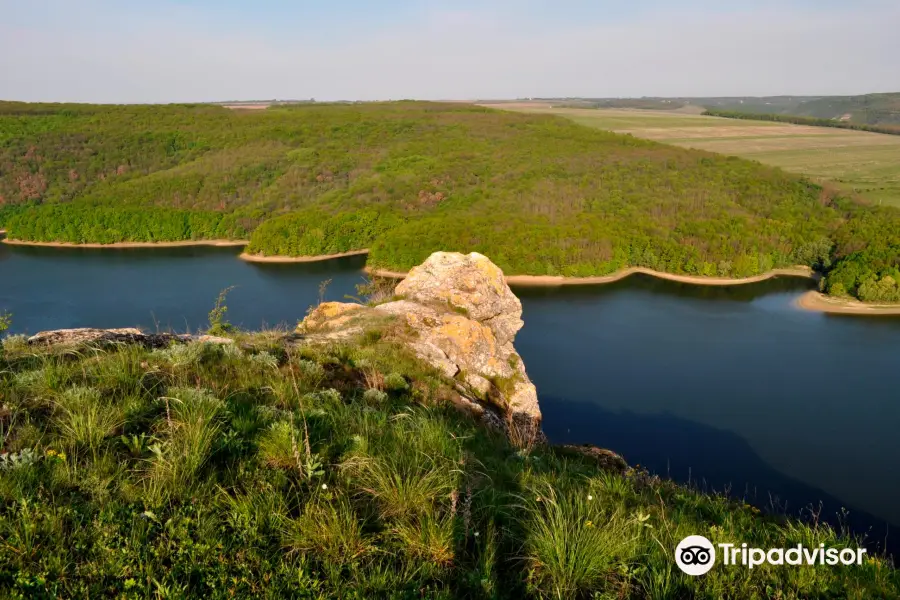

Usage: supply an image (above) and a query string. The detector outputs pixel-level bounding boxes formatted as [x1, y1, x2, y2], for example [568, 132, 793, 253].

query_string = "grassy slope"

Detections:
[0, 325, 896, 599]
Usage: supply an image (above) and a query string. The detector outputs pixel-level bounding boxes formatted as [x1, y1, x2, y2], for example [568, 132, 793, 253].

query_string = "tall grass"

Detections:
[520, 484, 641, 598]
[54, 385, 124, 457]
[0, 335, 896, 598]
[282, 495, 373, 565]
[144, 387, 224, 503]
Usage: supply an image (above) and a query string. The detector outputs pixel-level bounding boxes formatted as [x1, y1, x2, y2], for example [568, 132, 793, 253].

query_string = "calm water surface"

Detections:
[3, 243, 900, 549]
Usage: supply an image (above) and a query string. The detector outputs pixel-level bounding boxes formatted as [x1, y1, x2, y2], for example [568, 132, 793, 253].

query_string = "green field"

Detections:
[497, 106, 900, 208]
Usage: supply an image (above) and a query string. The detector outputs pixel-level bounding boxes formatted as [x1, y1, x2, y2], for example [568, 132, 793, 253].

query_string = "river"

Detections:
[2, 243, 899, 551]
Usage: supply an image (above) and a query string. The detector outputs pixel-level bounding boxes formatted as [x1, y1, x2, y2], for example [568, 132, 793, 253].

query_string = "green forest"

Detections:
[2, 101, 899, 302]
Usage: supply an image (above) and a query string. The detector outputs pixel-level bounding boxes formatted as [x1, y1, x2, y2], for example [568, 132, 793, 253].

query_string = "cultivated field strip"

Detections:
[495, 105, 900, 207]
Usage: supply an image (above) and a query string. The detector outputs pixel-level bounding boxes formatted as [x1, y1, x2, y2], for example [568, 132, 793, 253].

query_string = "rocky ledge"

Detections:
[300, 252, 542, 441]
[16, 253, 547, 445]
[26, 328, 234, 348]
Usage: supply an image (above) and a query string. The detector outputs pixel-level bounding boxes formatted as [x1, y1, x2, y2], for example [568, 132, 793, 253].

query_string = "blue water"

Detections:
[3, 242, 900, 551]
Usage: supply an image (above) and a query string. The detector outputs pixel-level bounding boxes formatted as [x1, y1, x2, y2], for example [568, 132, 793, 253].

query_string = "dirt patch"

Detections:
[478, 102, 554, 110]
[221, 104, 272, 110]
[623, 125, 838, 140]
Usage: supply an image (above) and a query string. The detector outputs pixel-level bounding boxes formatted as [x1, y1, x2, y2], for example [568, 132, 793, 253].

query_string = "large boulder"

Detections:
[300, 252, 542, 443]
[394, 252, 524, 346]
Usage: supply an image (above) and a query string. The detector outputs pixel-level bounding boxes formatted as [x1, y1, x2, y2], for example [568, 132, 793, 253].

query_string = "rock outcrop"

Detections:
[20, 253, 543, 445]
[301, 252, 542, 441]
[26, 328, 234, 348]
[557, 444, 629, 473]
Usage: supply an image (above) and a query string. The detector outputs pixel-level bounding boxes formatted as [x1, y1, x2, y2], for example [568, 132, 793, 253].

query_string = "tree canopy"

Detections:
[2, 101, 898, 301]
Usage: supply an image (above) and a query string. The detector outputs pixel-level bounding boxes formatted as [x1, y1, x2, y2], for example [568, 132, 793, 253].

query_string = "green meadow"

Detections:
[0, 311, 897, 598]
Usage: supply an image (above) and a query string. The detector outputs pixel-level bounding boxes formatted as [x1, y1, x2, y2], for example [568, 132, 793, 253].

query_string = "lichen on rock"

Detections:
[26, 328, 234, 348]
[299, 251, 542, 442]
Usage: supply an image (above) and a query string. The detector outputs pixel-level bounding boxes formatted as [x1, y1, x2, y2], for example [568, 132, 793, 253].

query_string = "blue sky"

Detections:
[1, 0, 897, 103]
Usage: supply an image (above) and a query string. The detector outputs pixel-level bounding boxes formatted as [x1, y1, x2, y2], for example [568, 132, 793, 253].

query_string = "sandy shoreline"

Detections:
[369, 264, 900, 315]
[795, 291, 900, 315]
[2, 237, 248, 249]
[4, 233, 898, 316]
[367, 265, 816, 287]
[238, 249, 370, 263]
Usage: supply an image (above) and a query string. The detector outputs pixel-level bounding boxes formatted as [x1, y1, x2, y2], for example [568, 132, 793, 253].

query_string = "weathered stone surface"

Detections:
[558, 444, 628, 473]
[301, 302, 367, 332]
[27, 328, 234, 348]
[298, 251, 543, 440]
[395, 252, 524, 345]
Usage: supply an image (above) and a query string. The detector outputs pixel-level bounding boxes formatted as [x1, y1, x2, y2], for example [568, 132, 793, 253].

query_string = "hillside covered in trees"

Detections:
[774, 93, 900, 126]
[1, 100, 899, 302]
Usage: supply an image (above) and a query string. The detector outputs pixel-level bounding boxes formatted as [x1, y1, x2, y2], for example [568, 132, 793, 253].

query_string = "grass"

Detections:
[499, 106, 900, 208]
[0, 326, 897, 598]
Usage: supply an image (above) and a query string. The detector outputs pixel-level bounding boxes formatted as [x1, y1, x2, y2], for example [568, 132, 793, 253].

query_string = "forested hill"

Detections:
[701, 93, 900, 127]
[1, 100, 899, 302]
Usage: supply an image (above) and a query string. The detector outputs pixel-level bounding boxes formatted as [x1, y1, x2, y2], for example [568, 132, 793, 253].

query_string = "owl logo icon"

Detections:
[675, 535, 716, 576]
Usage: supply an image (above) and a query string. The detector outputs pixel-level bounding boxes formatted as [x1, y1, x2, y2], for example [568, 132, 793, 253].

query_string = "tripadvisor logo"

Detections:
[675, 535, 867, 576]
[676, 535, 716, 576]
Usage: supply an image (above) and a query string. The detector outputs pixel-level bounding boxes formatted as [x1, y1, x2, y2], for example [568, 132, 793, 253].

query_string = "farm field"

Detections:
[490, 105, 900, 207]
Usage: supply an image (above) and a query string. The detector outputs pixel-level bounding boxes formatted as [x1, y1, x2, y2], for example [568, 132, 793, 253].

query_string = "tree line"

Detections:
[4, 205, 246, 244]
[703, 110, 900, 136]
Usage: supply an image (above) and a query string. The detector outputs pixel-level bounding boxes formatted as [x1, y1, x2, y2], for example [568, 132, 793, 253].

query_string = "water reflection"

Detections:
[515, 273, 900, 555]
[542, 395, 894, 554]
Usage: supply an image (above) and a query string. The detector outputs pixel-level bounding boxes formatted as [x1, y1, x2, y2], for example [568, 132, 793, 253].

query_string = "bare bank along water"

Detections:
[2, 242, 900, 550]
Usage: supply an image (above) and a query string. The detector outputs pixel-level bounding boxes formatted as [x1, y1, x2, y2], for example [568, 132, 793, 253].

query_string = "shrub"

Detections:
[384, 372, 409, 392]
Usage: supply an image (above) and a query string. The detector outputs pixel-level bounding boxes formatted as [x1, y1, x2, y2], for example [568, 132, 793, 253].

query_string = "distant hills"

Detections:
[514, 93, 900, 126]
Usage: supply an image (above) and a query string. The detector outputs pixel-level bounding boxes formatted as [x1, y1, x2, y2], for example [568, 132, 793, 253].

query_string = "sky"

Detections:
[1, 0, 898, 103]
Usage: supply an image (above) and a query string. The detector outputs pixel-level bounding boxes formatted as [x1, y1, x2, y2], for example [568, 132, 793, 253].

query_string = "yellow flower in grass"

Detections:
[585, 521, 594, 528]
[45, 449, 66, 462]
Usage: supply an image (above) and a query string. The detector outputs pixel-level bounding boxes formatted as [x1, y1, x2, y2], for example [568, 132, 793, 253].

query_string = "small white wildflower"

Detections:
[321, 483, 328, 490]
[473, 531, 479, 538]
[587, 494, 593, 501]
